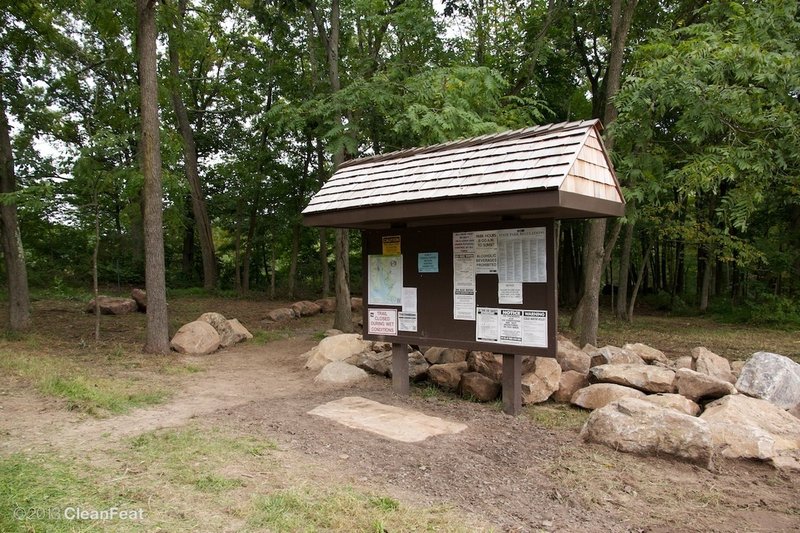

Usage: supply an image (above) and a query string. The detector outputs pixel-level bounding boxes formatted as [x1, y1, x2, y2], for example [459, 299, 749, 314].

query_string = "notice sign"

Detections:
[475, 307, 548, 348]
[368, 308, 398, 336]
[497, 227, 547, 283]
[498, 282, 523, 304]
[418, 252, 439, 273]
[382, 235, 401, 255]
[475, 230, 498, 274]
[453, 232, 476, 321]
[398, 312, 417, 332]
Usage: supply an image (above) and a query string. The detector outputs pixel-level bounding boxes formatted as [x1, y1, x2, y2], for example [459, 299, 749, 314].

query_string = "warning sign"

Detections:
[367, 308, 398, 336]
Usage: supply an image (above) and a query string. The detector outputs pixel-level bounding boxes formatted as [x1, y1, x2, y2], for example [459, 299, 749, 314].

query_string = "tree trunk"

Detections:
[137, 0, 170, 354]
[233, 200, 243, 294]
[181, 197, 195, 280]
[93, 190, 100, 342]
[288, 223, 300, 299]
[615, 218, 634, 318]
[0, 96, 31, 332]
[269, 238, 276, 299]
[627, 246, 651, 321]
[575, 218, 606, 346]
[242, 197, 259, 294]
[167, 0, 217, 290]
[699, 248, 712, 313]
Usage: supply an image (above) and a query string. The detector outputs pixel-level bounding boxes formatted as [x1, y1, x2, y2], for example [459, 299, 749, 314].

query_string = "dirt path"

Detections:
[3, 323, 799, 532]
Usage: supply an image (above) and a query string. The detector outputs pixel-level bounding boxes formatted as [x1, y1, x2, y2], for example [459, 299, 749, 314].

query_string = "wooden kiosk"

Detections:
[303, 119, 624, 415]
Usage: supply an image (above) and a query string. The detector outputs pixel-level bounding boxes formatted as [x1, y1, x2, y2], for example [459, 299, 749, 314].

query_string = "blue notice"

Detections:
[418, 252, 439, 273]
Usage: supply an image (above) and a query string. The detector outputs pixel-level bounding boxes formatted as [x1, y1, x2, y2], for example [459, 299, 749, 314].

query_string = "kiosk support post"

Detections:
[391, 343, 410, 395]
[502, 354, 521, 415]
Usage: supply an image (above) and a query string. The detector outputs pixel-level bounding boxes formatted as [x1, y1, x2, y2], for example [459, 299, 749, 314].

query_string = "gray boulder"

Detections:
[85, 296, 138, 316]
[357, 351, 393, 376]
[588, 363, 676, 394]
[424, 347, 468, 365]
[735, 352, 800, 410]
[581, 398, 713, 468]
[314, 361, 368, 386]
[303, 334, 372, 371]
[197, 312, 241, 348]
[170, 321, 220, 355]
[264, 308, 296, 323]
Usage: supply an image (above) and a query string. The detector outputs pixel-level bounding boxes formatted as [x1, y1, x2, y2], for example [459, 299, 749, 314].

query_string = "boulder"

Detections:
[461, 372, 501, 402]
[701, 394, 800, 470]
[428, 361, 468, 391]
[408, 350, 430, 381]
[227, 319, 253, 342]
[291, 300, 322, 317]
[556, 345, 591, 374]
[692, 347, 736, 384]
[552, 370, 589, 403]
[424, 347, 468, 365]
[264, 308, 296, 323]
[623, 343, 669, 365]
[315, 298, 336, 313]
[735, 352, 800, 410]
[571, 383, 646, 410]
[170, 321, 220, 355]
[731, 360, 746, 378]
[131, 288, 147, 312]
[790, 405, 800, 420]
[85, 296, 138, 316]
[674, 368, 736, 402]
[582, 343, 598, 355]
[521, 357, 562, 404]
[642, 393, 701, 416]
[580, 398, 713, 468]
[373, 342, 392, 352]
[467, 351, 503, 382]
[314, 361, 368, 386]
[303, 334, 372, 371]
[350, 297, 363, 312]
[674, 356, 693, 370]
[589, 346, 645, 367]
[356, 351, 392, 376]
[197, 312, 239, 348]
[588, 364, 676, 394]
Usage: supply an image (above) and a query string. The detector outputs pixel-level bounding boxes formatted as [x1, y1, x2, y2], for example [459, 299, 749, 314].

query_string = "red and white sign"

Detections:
[368, 308, 398, 336]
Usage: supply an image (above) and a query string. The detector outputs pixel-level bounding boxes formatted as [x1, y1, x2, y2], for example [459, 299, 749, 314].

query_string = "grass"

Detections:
[252, 328, 293, 344]
[524, 403, 590, 430]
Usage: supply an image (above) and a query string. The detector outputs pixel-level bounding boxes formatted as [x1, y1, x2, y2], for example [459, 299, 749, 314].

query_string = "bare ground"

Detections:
[1, 298, 799, 532]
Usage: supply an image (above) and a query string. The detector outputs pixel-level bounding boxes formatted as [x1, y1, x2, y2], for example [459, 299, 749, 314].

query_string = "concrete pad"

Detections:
[308, 396, 467, 443]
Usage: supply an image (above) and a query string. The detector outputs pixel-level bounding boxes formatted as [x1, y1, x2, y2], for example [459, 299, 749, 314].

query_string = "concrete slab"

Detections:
[308, 396, 467, 443]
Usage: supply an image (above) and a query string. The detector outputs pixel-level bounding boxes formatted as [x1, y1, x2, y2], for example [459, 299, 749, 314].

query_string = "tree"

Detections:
[136, 0, 169, 353]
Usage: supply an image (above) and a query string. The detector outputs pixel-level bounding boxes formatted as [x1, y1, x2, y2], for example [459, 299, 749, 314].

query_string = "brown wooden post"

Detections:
[392, 343, 410, 395]
[502, 353, 521, 415]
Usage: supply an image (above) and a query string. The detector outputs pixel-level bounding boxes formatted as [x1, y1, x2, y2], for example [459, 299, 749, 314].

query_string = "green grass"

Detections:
[524, 403, 590, 430]
[252, 328, 292, 344]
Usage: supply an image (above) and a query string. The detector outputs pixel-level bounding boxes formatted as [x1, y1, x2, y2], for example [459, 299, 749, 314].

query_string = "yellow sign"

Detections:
[382, 235, 401, 255]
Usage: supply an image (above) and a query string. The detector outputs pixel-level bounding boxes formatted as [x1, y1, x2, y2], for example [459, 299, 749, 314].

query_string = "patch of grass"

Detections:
[524, 403, 590, 430]
[252, 328, 292, 344]
[247, 486, 471, 532]
[312, 331, 327, 341]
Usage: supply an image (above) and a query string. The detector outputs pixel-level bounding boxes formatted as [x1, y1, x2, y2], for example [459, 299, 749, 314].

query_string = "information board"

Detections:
[361, 219, 557, 357]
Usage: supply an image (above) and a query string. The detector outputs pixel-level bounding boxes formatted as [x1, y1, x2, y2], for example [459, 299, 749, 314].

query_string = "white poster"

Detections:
[453, 231, 476, 254]
[398, 312, 417, 332]
[453, 240, 476, 320]
[454, 289, 476, 321]
[474, 230, 498, 274]
[476, 307, 499, 342]
[499, 309, 524, 345]
[522, 310, 548, 348]
[498, 282, 523, 304]
[497, 227, 547, 283]
[368, 308, 398, 336]
[368, 255, 403, 305]
[402, 287, 417, 313]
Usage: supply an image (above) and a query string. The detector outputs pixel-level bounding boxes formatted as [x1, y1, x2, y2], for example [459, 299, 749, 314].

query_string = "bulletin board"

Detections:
[361, 219, 557, 357]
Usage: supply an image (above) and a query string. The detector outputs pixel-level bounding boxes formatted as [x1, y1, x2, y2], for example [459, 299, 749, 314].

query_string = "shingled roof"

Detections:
[303, 119, 624, 229]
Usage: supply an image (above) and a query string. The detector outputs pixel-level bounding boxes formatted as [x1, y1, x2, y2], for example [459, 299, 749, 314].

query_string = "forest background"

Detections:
[1, 0, 798, 349]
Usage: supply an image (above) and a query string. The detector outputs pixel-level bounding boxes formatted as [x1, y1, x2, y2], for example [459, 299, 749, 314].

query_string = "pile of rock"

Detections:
[262, 297, 363, 324]
[302, 331, 800, 471]
[85, 289, 147, 315]
[170, 312, 253, 355]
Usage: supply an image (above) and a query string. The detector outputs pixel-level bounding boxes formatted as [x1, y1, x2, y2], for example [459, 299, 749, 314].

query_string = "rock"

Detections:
[556, 344, 591, 374]
[580, 398, 713, 468]
[467, 351, 503, 382]
[552, 370, 589, 403]
[582, 343, 597, 355]
[731, 360, 746, 378]
[428, 361, 468, 391]
[85, 296, 138, 316]
[674, 356, 693, 370]
[521, 357, 562, 404]
[315, 298, 336, 313]
[373, 342, 392, 352]
[197, 312, 238, 348]
[789, 404, 800, 420]
[692, 347, 736, 384]
[735, 352, 800, 410]
[131, 288, 147, 312]
[170, 321, 220, 355]
[588, 364, 676, 394]
[520, 355, 537, 375]
[303, 334, 372, 371]
[314, 361, 368, 386]
[424, 347, 468, 365]
[227, 319, 253, 342]
[291, 300, 322, 317]
[571, 383, 646, 410]
[589, 346, 645, 367]
[701, 394, 800, 470]
[264, 308, 296, 323]
[461, 372, 501, 402]
[674, 368, 737, 402]
[350, 297, 363, 312]
[623, 343, 669, 365]
[356, 351, 392, 376]
[324, 329, 343, 337]
[642, 393, 701, 416]
[408, 350, 430, 381]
